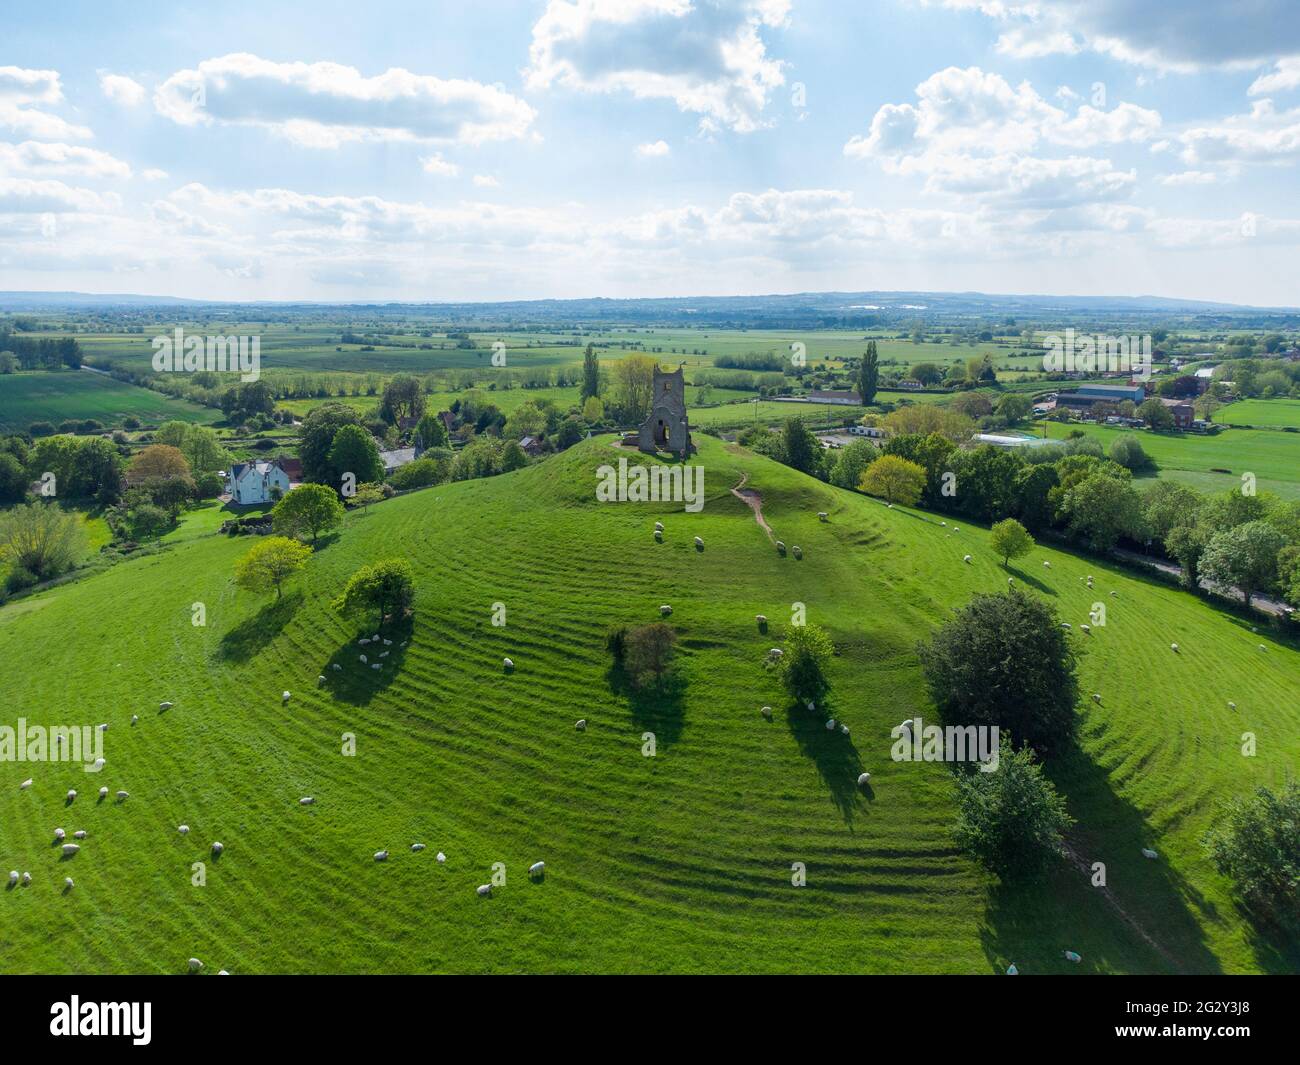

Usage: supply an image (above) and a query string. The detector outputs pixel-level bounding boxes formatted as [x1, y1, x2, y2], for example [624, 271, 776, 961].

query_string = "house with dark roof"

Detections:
[225, 459, 293, 506]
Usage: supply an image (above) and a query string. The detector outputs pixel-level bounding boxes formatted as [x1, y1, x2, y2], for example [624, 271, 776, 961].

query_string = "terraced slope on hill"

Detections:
[1, 436, 1297, 973]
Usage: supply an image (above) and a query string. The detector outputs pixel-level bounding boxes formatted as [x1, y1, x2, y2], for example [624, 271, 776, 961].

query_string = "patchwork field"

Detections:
[1043, 420, 1300, 500]
[1, 436, 1296, 974]
[0, 371, 221, 432]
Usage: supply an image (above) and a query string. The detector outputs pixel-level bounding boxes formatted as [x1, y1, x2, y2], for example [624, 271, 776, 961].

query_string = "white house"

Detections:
[848, 425, 885, 438]
[225, 459, 292, 505]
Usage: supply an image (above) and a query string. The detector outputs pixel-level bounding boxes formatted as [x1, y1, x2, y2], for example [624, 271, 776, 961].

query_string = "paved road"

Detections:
[1111, 546, 1294, 618]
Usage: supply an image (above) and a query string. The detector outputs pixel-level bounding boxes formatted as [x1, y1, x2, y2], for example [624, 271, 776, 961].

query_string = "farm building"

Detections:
[225, 459, 293, 505]
[972, 433, 1056, 450]
[1053, 383, 1146, 412]
[806, 389, 863, 405]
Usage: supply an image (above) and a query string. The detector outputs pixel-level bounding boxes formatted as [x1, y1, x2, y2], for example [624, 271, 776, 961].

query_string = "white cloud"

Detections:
[153, 53, 536, 147]
[1179, 100, 1300, 165]
[141, 168, 169, 181]
[1251, 58, 1300, 95]
[0, 176, 119, 214]
[936, 0, 1300, 73]
[526, 0, 790, 133]
[0, 141, 132, 179]
[1159, 170, 1219, 186]
[421, 153, 460, 177]
[0, 65, 91, 139]
[472, 174, 500, 187]
[100, 73, 147, 107]
[635, 139, 671, 157]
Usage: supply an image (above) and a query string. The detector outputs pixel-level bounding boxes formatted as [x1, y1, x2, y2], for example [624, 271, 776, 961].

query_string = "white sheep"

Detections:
[1092, 693, 1102, 703]
[1061, 623, 1072, 629]
[412, 843, 426, 852]
[20, 872, 31, 886]
[1110, 591, 1117, 597]
[92, 757, 105, 770]
[503, 657, 514, 670]
[963, 554, 973, 564]
[1171, 643, 1179, 652]
[178, 825, 189, 835]
[654, 529, 663, 541]
[211, 842, 223, 856]
[1080, 624, 1091, 633]
[66, 789, 76, 802]
[792, 546, 802, 559]
[7, 870, 17, 885]
[940, 521, 946, 526]
[62, 843, 79, 856]
[1259, 644, 1267, 651]
[282, 691, 291, 704]
[160, 701, 173, 710]
[654, 521, 664, 532]
[115, 790, 129, 801]
[694, 536, 703, 547]
[760, 706, 772, 719]
[857, 773, 871, 787]
[1008, 577, 1015, 585]
[806, 700, 816, 711]
[318, 676, 326, 686]
[660, 605, 672, 616]
[776, 540, 785, 552]
[299, 797, 314, 806]
[359, 654, 368, 664]
[1141, 848, 1159, 860]
[818, 512, 828, 522]
[372, 663, 381, 671]
[379, 651, 389, 657]
[383, 639, 392, 647]
[575, 719, 587, 731]
[188, 958, 203, 973]
[1043, 561, 1051, 568]
[332, 663, 342, 671]
[359, 638, 371, 646]
[1228, 701, 1237, 710]
[131, 715, 138, 725]
[529, 861, 545, 877]
[374, 850, 388, 861]
[54, 828, 65, 840]
[825, 719, 837, 730]
[436, 852, 446, 863]
[19, 778, 32, 790]
[839, 724, 849, 735]
[476, 884, 492, 897]
[98, 786, 108, 799]
[887, 502, 893, 508]
[64, 877, 74, 889]
[1006, 964, 1018, 975]
[100, 723, 108, 732]
[755, 615, 767, 625]
[1063, 950, 1082, 963]
[768, 648, 783, 659]
[218, 970, 229, 976]
[73, 830, 86, 839]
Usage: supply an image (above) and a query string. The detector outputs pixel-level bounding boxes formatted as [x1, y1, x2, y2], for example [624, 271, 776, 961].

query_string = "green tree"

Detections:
[1109, 434, 1153, 471]
[857, 341, 879, 405]
[1060, 471, 1143, 552]
[233, 535, 311, 599]
[414, 410, 450, 450]
[918, 590, 1079, 752]
[859, 454, 926, 505]
[555, 418, 583, 450]
[580, 343, 601, 402]
[582, 395, 605, 424]
[777, 623, 834, 705]
[504, 401, 546, 441]
[328, 424, 384, 488]
[996, 393, 1031, 425]
[379, 373, 426, 426]
[299, 403, 364, 485]
[829, 439, 878, 490]
[953, 736, 1073, 883]
[501, 440, 528, 471]
[781, 417, 821, 476]
[0, 503, 86, 582]
[1200, 520, 1286, 608]
[333, 558, 415, 627]
[1138, 397, 1174, 430]
[1203, 781, 1300, 932]
[346, 482, 387, 514]
[271, 483, 345, 543]
[990, 518, 1034, 566]
[0, 452, 27, 504]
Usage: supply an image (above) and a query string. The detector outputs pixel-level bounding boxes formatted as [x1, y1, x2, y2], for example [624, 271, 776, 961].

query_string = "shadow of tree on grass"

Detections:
[784, 701, 866, 827]
[215, 591, 304, 663]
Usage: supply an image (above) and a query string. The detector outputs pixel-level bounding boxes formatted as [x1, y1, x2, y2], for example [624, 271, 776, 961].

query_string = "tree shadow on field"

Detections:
[979, 739, 1223, 975]
[216, 591, 304, 662]
[607, 661, 687, 748]
[1006, 564, 1055, 596]
[319, 613, 414, 706]
[785, 701, 866, 827]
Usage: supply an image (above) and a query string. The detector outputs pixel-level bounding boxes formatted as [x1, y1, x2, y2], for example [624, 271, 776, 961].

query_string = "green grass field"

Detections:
[1043, 421, 1300, 500]
[0, 371, 221, 432]
[1218, 399, 1300, 429]
[1, 436, 1296, 974]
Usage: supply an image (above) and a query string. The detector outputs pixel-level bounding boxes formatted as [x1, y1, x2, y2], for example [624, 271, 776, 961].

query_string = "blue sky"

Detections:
[3, 0, 1299, 304]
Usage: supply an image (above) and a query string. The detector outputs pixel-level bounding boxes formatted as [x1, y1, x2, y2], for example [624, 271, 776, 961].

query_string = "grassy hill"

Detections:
[1, 436, 1297, 974]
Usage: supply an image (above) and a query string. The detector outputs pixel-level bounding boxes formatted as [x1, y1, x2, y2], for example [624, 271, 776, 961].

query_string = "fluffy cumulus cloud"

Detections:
[0, 141, 132, 179]
[153, 53, 536, 147]
[938, 0, 1300, 72]
[635, 139, 671, 156]
[99, 73, 147, 107]
[0, 66, 90, 139]
[526, 0, 790, 132]
[845, 67, 1156, 216]
[1178, 100, 1300, 165]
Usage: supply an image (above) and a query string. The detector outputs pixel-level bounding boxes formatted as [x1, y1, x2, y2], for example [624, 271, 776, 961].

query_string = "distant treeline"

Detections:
[0, 331, 83, 370]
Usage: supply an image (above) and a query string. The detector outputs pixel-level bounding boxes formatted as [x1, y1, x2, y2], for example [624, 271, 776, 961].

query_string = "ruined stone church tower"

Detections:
[637, 365, 695, 458]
